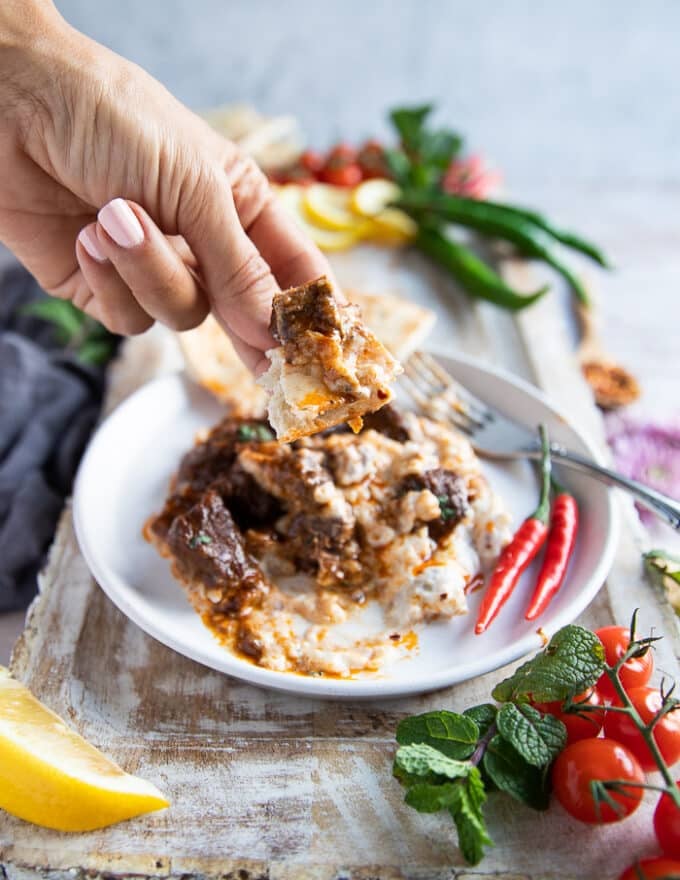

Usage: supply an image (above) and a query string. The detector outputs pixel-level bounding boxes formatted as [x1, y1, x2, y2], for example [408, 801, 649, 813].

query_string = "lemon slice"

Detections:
[303, 184, 359, 231]
[369, 208, 418, 245]
[276, 185, 363, 251]
[350, 179, 403, 217]
[0, 667, 169, 831]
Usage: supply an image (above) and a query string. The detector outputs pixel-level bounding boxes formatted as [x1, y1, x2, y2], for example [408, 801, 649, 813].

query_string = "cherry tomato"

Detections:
[596, 625, 654, 701]
[299, 149, 325, 175]
[552, 737, 644, 824]
[604, 686, 680, 771]
[655, 785, 680, 858]
[533, 688, 606, 744]
[326, 142, 357, 163]
[618, 857, 680, 880]
[319, 162, 363, 188]
[357, 139, 389, 179]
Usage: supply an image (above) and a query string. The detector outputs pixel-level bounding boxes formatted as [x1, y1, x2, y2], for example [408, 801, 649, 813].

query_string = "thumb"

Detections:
[177, 158, 279, 358]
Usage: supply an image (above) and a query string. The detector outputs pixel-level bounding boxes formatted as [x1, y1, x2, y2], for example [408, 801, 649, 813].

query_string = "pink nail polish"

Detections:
[98, 198, 144, 248]
[78, 226, 108, 263]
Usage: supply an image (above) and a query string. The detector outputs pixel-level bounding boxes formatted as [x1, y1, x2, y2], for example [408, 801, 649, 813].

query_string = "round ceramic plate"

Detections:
[73, 353, 617, 699]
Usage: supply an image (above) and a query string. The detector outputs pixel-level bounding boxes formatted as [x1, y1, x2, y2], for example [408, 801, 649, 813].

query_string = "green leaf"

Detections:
[463, 703, 498, 738]
[389, 104, 433, 152]
[21, 299, 85, 344]
[403, 781, 460, 813]
[496, 703, 566, 767]
[77, 338, 115, 366]
[396, 711, 479, 760]
[448, 768, 492, 866]
[645, 549, 680, 587]
[492, 624, 605, 704]
[394, 742, 472, 781]
[483, 735, 550, 810]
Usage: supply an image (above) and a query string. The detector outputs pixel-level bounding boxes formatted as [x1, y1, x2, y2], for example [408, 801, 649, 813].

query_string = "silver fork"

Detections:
[400, 351, 680, 530]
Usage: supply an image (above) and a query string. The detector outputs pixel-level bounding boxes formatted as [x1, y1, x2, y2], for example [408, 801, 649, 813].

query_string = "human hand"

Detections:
[0, 2, 331, 372]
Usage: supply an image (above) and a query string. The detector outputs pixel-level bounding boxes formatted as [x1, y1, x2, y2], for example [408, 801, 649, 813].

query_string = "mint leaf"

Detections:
[463, 703, 497, 738]
[21, 299, 85, 344]
[404, 781, 460, 813]
[396, 711, 479, 760]
[448, 768, 492, 866]
[496, 703, 566, 767]
[492, 624, 605, 703]
[77, 338, 115, 366]
[394, 743, 472, 780]
[483, 735, 550, 810]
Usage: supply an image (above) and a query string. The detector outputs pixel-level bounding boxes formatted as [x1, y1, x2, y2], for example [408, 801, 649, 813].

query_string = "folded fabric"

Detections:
[0, 265, 108, 610]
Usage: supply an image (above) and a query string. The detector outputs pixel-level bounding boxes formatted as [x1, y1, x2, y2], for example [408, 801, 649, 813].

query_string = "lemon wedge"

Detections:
[276, 185, 363, 251]
[369, 208, 418, 245]
[303, 183, 362, 231]
[350, 179, 403, 217]
[0, 667, 169, 831]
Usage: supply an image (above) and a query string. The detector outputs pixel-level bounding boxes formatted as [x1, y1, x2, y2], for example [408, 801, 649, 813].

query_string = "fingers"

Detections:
[177, 162, 280, 353]
[76, 199, 210, 333]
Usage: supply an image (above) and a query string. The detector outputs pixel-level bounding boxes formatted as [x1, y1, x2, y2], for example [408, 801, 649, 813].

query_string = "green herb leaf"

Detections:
[448, 768, 492, 866]
[188, 532, 212, 549]
[77, 338, 115, 366]
[21, 299, 85, 344]
[389, 104, 433, 152]
[394, 742, 472, 781]
[462, 704, 498, 738]
[492, 624, 605, 704]
[396, 711, 479, 760]
[403, 781, 461, 813]
[482, 735, 550, 810]
[644, 549, 680, 588]
[496, 703, 566, 767]
[237, 424, 274, 442]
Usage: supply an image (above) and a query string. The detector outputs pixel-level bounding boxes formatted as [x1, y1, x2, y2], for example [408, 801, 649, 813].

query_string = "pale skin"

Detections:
[0, 0, 333, 374]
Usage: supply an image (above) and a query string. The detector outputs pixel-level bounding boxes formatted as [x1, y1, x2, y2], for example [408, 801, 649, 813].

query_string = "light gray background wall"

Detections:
[54, 0, 680, 187]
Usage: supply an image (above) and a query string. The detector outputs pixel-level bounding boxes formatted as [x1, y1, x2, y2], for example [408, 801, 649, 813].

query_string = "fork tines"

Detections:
[400, 351, 493, 436]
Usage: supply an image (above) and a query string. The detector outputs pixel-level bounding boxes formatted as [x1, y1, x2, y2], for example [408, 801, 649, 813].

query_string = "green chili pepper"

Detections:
[415, 224, 548, 311]
[398, 191, 592, 304]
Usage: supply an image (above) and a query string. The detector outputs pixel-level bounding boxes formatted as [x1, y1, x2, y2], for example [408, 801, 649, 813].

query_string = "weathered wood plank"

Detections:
[1, 247, 675, 879]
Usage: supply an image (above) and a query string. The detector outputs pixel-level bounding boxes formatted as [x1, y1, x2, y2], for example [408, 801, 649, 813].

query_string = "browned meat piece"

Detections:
[165, 490, 267, 614]
[270, 276, 343, 345]
[260, 275, 401, 442]
[360, 404, 411, 443]
[238, 442, 331, 502]
[285, 511, 361, 587]
[399, 468, 469, 539]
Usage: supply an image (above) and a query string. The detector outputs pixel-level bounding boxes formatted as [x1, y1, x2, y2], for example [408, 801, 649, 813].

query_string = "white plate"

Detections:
[73, 353, 617, 699]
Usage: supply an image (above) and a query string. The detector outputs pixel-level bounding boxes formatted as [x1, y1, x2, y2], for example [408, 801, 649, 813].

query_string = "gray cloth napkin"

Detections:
[0, 265, 109, 610]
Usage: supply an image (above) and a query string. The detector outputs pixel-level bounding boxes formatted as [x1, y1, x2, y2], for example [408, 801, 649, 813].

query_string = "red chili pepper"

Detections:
[475, 425, 552, 635]
[524, 489, 578, 621]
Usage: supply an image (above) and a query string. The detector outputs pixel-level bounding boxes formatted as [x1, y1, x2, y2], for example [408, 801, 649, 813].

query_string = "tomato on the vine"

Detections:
[533, 688, 605, 744]
[326, 143, 357, 163]
[618, 857, 680, 880]
[603, 686, 680, 771]
[552, 737, 644, 824]
[357, 139, 389, 179]
[595, 625, 654, 701]
[654, 784, 680, 858]
[319, 162, 363, 188]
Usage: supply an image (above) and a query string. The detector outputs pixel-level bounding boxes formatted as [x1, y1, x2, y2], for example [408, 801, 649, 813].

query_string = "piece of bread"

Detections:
[259, 276, 402, 442]
[177, 288, 432, 416]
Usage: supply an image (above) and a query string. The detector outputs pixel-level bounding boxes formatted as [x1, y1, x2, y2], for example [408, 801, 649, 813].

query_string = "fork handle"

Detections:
[547, 443, 680, 530]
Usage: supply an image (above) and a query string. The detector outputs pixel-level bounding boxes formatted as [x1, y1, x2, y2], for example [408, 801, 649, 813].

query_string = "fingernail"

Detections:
[98, 198, 144, 248]
[77, 226, 108, 263]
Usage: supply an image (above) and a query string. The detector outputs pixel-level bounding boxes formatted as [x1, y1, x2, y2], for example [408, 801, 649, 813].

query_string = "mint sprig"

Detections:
[21, 299, 116, 366]
[491, 624, 605, 704]
[393, 623, 606, 866]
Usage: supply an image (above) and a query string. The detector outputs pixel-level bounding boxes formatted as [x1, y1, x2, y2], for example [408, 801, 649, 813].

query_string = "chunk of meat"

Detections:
[165, 490, 267, 614]
[361, 404, 412, 443]
[270, 276, 345, 345]
[399, 468, 469, 539]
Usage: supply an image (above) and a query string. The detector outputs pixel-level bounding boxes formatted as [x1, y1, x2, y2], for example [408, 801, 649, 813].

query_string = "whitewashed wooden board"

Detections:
[1, 247, 678, 880]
